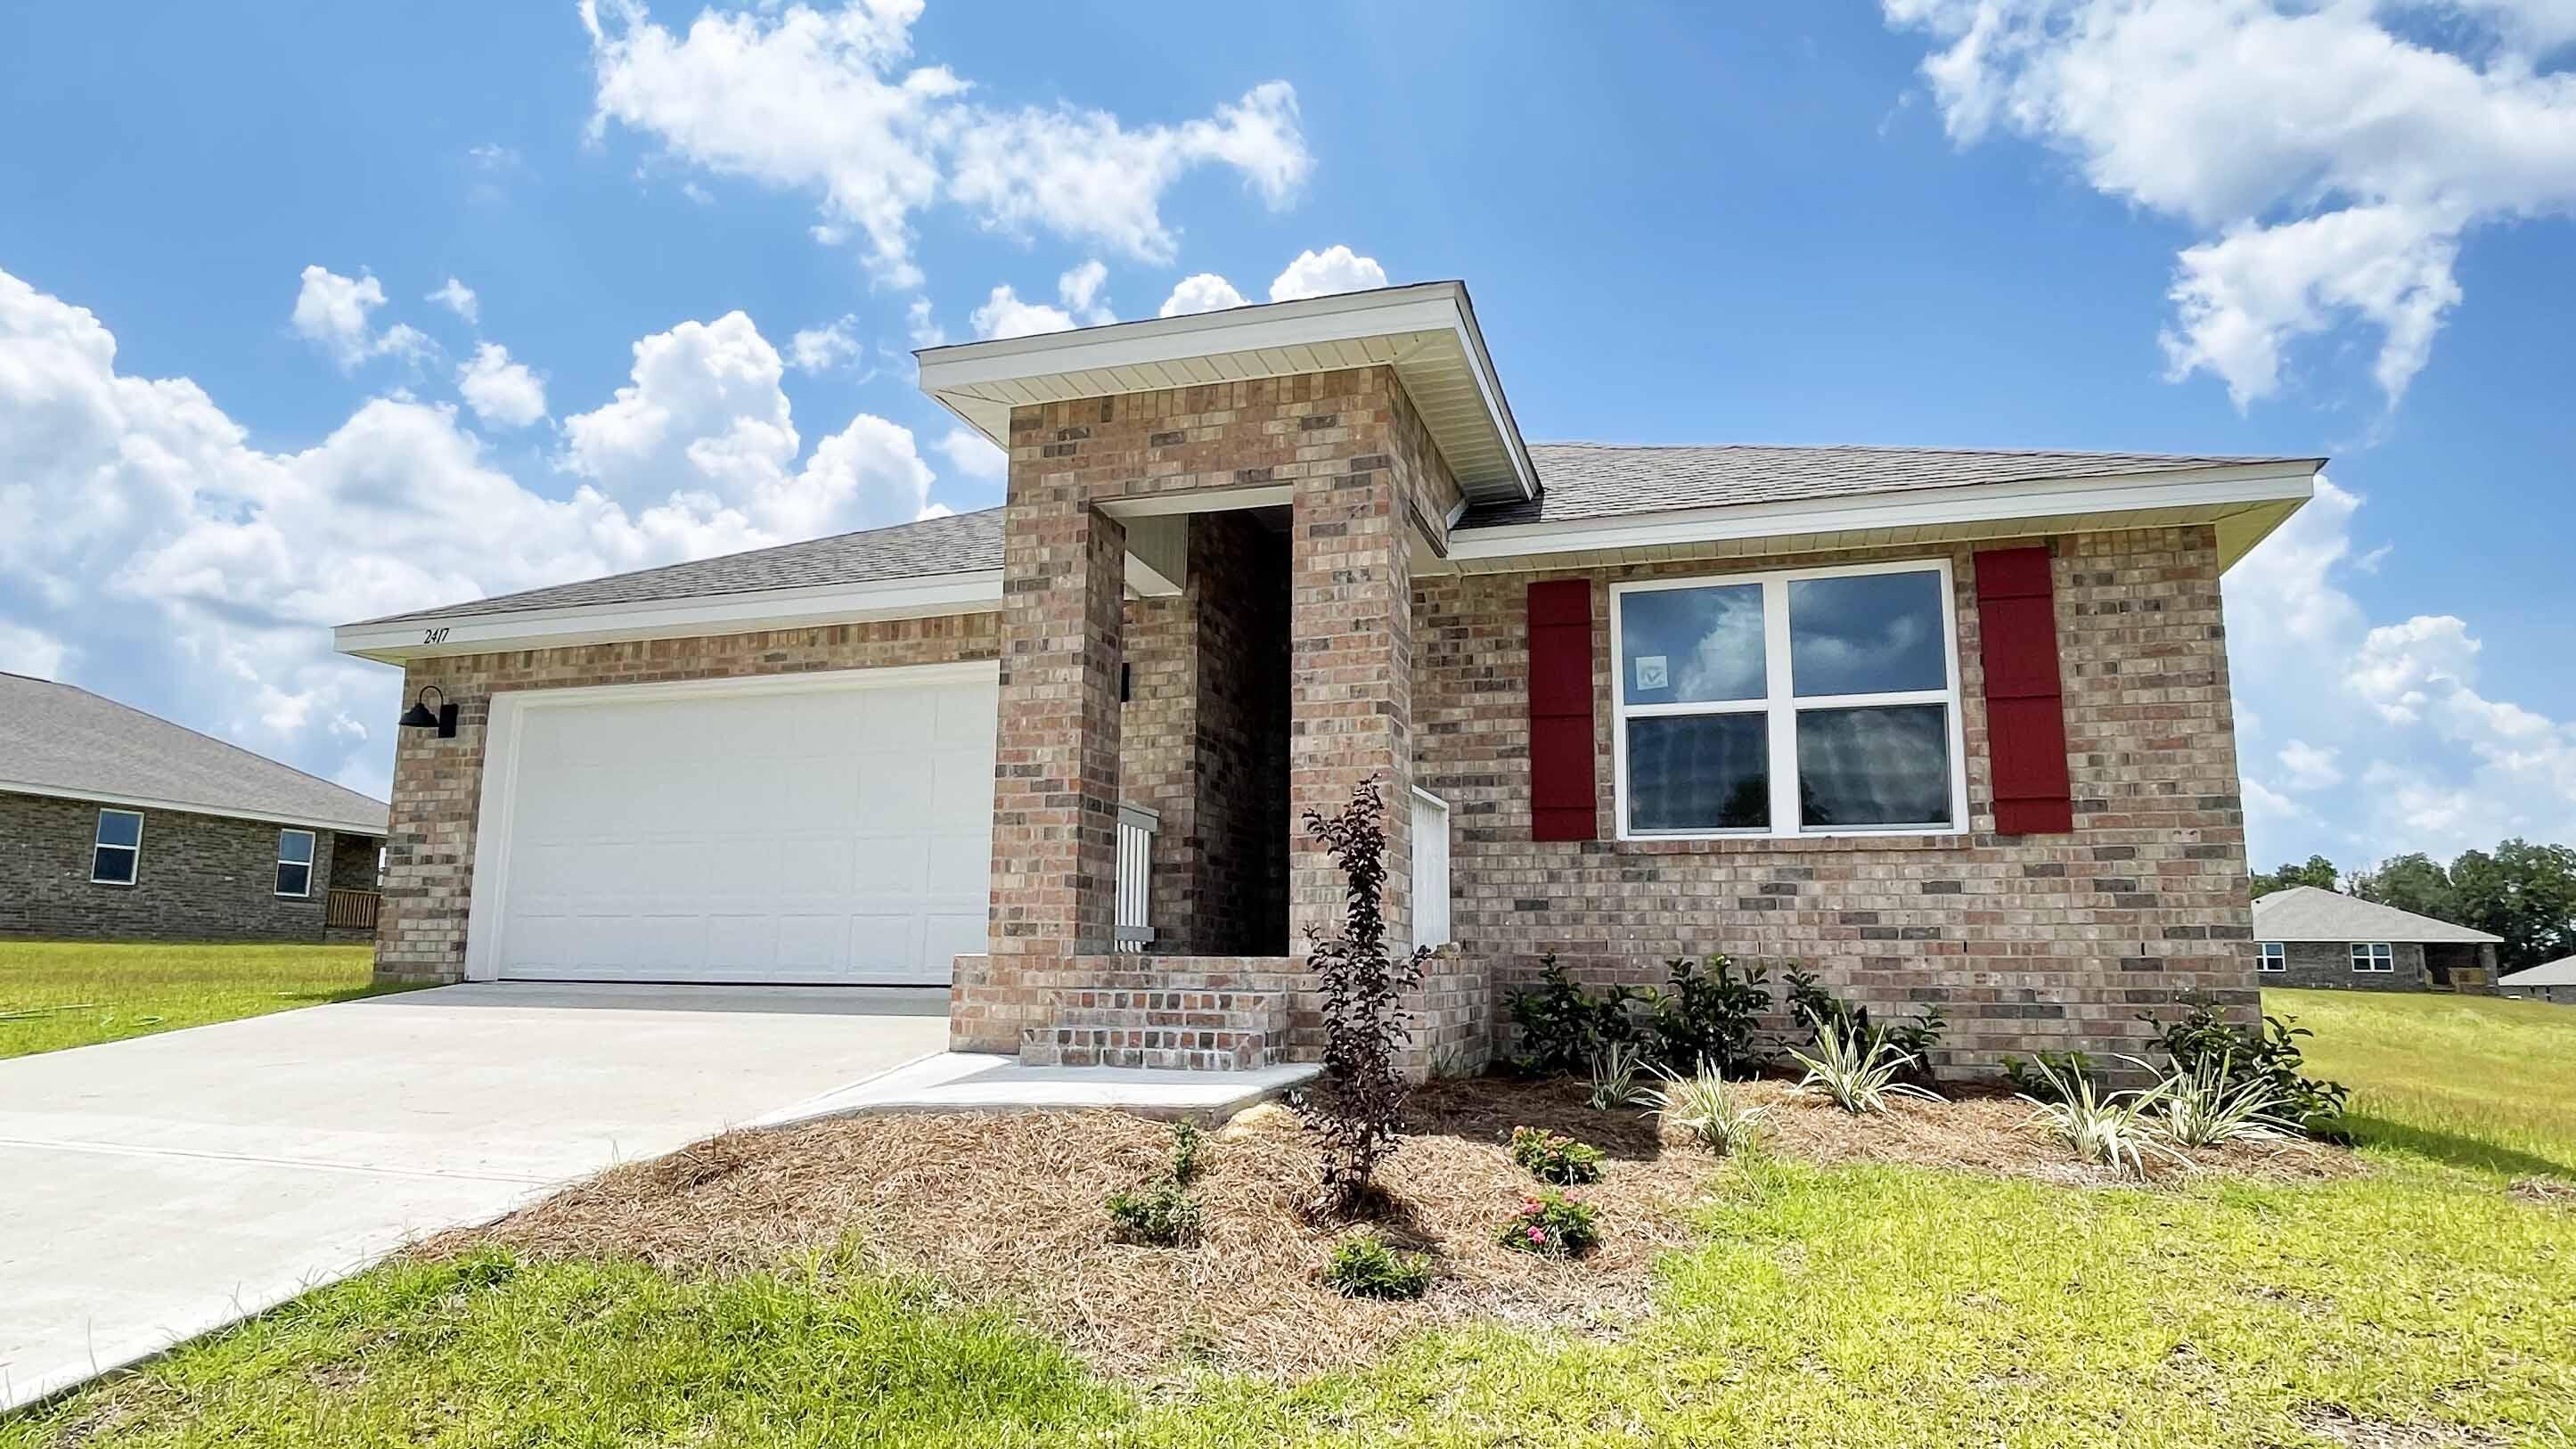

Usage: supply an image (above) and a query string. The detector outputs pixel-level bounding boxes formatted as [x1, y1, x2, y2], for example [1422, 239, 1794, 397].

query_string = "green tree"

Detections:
[2350, 852, 2459, 921]
[2251, 854, 2340, 897]
[2450, 840, 2576, 972]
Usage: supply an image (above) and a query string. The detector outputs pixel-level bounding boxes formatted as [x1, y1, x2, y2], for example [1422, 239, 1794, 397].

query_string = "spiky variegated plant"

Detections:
[1788, 1021, 1945, 1115]
[2017, 1054, 2181, 1176]
[1294, 779, 1431, 1220]
[1642, 1062, 1770, 1157]
[2155, 1052, 2301, 1148]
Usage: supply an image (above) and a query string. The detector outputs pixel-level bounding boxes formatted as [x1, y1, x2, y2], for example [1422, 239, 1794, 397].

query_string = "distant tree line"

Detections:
[2249, 840, 2576, 973]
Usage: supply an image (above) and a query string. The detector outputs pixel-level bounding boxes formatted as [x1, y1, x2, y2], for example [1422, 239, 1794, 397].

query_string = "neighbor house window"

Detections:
[91, 808, 143, 885]
[1611, 561, 1966, 838]
[2351, 942, 2394, 973]
[274, 829, 315, 897]
[2258, 942, 2286, 973]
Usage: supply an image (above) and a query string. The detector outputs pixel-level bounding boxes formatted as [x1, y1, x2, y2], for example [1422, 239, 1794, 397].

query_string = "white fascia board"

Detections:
[0, 779, 386, 836]
[1446, 463, 2319, 565]
[333, 569, 1004, 665]
[915, 282, 1536, 501]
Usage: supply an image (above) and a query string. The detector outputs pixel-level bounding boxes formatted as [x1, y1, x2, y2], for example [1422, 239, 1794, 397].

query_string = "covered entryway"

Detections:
[466, 663, 997, 986]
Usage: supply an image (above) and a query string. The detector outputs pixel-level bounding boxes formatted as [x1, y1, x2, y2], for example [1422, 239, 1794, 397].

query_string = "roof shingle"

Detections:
[2251, 886, 2501, 945]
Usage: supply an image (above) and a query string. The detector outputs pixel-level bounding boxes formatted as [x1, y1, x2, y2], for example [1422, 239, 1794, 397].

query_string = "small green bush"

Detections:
[1508, 1126, 1605, 1184]
[1321, 1232, 1432, 1299]
[1105, 1179, 1201, 1247]
[1497, 1189, 1600, 1258]
[1505, 955, 1640, 1076]
[1638, 954, 1773, 1078]
[1168, 1118, 1206, 1184]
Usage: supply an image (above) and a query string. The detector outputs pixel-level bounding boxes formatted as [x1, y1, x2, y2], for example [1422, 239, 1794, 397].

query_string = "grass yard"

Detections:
[9, 990, 2573, 1448]
[0, 941, 397, 1060]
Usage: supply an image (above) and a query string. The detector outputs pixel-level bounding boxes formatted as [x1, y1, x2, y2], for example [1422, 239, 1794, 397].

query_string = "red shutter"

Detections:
[1526, 578, 1598, 842]
[1974, 546, 2074, 835]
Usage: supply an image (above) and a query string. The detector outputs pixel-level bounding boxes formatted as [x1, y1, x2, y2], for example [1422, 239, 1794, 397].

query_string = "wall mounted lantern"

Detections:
[398, 684, 458, 739]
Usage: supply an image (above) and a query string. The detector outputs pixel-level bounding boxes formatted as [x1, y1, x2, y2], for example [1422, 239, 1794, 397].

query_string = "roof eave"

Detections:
[0, 779, 388, 836]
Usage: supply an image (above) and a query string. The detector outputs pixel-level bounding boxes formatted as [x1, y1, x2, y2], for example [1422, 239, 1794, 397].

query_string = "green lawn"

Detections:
[9, 990, 2573, 1447]
[0, 941, 398, 1060]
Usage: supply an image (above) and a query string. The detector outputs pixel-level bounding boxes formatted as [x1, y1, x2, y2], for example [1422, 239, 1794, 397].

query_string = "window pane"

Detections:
[1625, 714, 1769, 832]
[276, 862, 312, 896]
[278, 831, 315, 864]
[1796, 705, 1953, 828]
[95, 811, 142, 847]
[1788, 570, 1949, 697]
[94, 846, 136, 884]
[1617, 583, 1765, 706]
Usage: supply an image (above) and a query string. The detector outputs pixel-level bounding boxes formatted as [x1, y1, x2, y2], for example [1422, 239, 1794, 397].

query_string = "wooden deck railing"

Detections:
[324, 888, 381, 931]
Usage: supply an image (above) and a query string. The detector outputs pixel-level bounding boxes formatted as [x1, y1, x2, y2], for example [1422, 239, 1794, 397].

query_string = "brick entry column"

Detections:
[1288, 446, 1414, 954]
[989, 439, 1127, 961]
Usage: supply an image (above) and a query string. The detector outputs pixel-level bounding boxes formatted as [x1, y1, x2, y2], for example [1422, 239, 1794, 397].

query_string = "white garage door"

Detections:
[471, 666, 996, 986]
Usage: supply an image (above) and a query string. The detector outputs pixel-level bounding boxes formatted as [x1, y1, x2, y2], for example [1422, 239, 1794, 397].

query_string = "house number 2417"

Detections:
[421, 626, 451, 644]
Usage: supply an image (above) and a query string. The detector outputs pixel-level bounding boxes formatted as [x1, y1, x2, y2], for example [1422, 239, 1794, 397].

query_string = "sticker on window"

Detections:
[1633, 654, 1669, 691]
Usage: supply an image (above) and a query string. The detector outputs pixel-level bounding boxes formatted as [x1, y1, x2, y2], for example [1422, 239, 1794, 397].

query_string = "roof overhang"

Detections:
[915, 282, 1537, 505]
[1440, 460, 2318, 574]
[0, 779, 387, 836]
[332, 569, 1004, 665]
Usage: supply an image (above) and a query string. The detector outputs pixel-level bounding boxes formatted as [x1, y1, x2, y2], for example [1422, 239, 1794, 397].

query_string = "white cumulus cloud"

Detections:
[934, 426, 1006, 483]
[1158, 272, 1247, 318]
[1269, 244, 1387, 302]
[427, 276, 479, 325]
[969, 283, 1075, 340]
[455, 342, 549, 429]
[290, 265, 431, 371]
[788, 315, 862, 373]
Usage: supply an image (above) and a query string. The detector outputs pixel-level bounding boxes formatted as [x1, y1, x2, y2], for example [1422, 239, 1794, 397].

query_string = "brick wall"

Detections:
[1412, 526, 2258, 1076]
[2268, 939, 2428, 992]
[0, 789, 360, 943]
[377, 615, 1000, 985]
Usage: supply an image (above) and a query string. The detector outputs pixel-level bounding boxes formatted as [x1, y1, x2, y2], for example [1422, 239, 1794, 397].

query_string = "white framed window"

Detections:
[274, 829, 315, 897]
[1609, 559, 1968, 839]
[91, 808, 143, 885]
[2258, 942, 2286, 973]
[2351, 942, 2394, 973]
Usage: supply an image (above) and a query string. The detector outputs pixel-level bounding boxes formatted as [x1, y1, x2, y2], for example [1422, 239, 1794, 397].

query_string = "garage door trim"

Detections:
[461, 660, 1001, 985]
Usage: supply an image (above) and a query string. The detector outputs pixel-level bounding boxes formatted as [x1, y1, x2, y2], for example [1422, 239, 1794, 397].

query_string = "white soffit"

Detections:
[915, 282, 1537, 504]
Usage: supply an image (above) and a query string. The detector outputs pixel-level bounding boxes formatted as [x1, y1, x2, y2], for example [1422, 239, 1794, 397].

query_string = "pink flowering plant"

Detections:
[1508, 1126, 1605, 1185]
[1496, 1188, 1600, 1258]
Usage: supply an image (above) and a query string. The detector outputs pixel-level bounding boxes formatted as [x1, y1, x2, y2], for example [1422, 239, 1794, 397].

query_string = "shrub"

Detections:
[1788, 1022, 1945, 1115]
[1105, 1179, 1202, 1247]
[1785, 967, 1944, 1086]
[1168, 1119, 1206, 1185]
[1586, 1040, 1651, 1111]
[2138, 995, 2351, 1139]
[1290, 779, 1431, 1219]
[2016, 1055, 2178, 1177]
[2154, 1052, 2299, 1148]
[1322, 1232, 1433, 1299]
[1496, 1190, 1600, 1258]
[1509, 1126, 1605, 1184]
[1504, 955, 1640, 1076]
[1641, 1065, 1770, 1157]
[1999, 1050, 2103, 1104]
[1637, 954, 1773, 1078]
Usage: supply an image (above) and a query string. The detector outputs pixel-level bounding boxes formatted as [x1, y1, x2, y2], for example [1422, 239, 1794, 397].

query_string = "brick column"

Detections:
[1288, 446, 1414, 954]
[989, 435, 1127, 959]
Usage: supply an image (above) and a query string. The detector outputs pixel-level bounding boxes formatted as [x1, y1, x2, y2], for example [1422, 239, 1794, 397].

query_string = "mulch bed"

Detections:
[437, 1075, 2358, 1379]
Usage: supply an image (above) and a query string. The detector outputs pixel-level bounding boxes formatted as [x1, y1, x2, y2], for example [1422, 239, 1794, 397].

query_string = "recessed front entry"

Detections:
[467, 665, 997, 986]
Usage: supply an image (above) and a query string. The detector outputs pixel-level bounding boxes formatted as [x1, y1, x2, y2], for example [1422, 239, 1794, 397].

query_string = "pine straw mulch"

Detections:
[429, 1076, 2357, 1380]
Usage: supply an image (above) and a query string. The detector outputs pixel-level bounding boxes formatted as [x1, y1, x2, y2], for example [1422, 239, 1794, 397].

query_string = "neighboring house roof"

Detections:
[2252, 886, 2502, 945]
[353, 508, 1008, 626]
[1456, 444, 2321, 528]
[0, 672, 388, 834]
[2497, 957, 2576, 988]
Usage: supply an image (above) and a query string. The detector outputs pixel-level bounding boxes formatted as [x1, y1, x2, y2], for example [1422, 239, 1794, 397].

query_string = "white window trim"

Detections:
[1608, 558, 1970, 842]
[275, 828, 316, 898]
[2351, 942, 2395, 973]
[2258, 942, 2286, 973]
[91, 807, 144, 886]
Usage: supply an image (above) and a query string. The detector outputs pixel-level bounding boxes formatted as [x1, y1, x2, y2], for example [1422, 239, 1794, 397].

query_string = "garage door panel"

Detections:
[490, 671, 994, 986]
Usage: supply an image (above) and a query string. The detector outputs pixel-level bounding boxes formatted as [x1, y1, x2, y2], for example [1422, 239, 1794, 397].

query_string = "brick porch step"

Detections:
[1024, 987, 1288, 1071]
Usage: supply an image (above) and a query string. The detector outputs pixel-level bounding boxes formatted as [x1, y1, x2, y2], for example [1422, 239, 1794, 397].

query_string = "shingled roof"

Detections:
[0, 673, 388, 834]
[2252, 886, 2501, 945]
[1456, 444, 2320, 528]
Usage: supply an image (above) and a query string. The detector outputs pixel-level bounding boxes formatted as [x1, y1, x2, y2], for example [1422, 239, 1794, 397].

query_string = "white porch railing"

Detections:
[1411, 787, 1452, 950]
[1115, 802, 1159, 953]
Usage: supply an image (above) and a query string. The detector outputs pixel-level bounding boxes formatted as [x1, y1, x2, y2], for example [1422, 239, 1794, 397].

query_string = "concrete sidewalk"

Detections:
[0, 982, 946, 1412]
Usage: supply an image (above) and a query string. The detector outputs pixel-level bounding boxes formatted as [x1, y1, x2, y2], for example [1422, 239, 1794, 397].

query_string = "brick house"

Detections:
[2496, 957, 2576, 1004]
[1, 672, 388, 943]
[2252, 885, 2502, 994]
[335, 282, 2319, 1077]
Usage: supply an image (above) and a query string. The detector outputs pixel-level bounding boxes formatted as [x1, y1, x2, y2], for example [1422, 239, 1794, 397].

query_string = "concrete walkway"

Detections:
[0, 983, 948, 1412]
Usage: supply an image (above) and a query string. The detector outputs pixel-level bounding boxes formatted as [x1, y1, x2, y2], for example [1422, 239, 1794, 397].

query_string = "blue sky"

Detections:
[2, 0, 2570, 871]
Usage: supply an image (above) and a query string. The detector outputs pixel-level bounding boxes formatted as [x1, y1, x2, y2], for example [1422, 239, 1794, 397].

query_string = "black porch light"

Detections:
[399, 684, 458, 739]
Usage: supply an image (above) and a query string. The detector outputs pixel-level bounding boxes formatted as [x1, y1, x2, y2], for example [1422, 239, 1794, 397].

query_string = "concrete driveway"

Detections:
[0, 982, 946, 1411]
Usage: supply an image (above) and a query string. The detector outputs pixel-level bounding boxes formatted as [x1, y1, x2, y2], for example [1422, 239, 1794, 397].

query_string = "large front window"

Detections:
[1612, 561, 1966, 839]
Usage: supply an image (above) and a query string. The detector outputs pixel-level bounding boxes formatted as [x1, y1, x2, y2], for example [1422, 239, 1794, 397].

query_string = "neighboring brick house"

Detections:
[1, 672, 388, 944]
[335, 282, 2322, 1077]
[2496, 957, 2576, 1004]
[2251, 886, 2501, 994]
